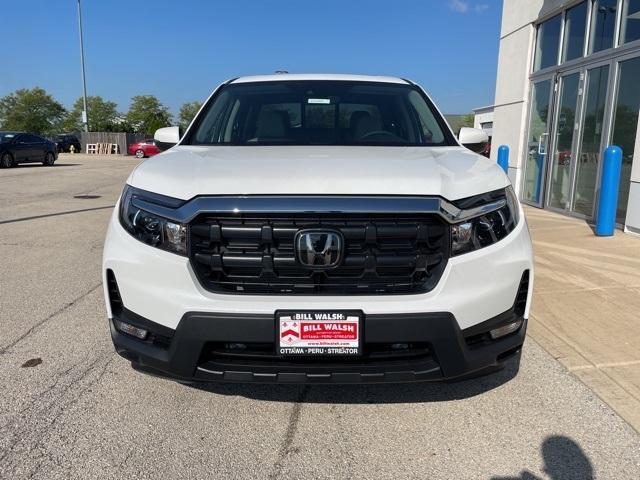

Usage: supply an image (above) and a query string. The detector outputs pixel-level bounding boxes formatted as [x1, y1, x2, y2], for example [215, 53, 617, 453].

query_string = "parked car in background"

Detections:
[128, 139, 160, 158]
[55, 134, 82, 153]
[479, 139, 491, 158]
[0, 132, 58, 168]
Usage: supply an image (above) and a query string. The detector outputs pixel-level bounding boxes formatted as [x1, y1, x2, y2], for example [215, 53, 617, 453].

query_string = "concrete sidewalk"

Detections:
[525, 206, 640, 432]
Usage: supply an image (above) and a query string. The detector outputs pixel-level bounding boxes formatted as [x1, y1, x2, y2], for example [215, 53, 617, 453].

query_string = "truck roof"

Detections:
[230, 73, 410, 84]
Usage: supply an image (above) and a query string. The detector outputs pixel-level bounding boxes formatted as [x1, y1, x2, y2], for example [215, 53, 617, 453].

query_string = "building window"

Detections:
[621, 0, 640, 44]
[589, 0, 618, 53]
[563, 2, 589, 61]
[534, 14, 562, 71]
[611, 56, 640, 223]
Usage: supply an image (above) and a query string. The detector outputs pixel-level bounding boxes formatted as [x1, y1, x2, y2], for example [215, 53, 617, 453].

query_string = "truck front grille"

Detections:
[188, 213, 449, 295]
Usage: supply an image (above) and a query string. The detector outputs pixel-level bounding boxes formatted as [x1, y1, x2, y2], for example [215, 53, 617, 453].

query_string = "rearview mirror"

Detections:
[154, 126, 181, 151]
[458, 127, 489, 154]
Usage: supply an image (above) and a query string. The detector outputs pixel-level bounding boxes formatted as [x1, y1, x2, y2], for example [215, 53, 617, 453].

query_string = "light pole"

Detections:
[77, 0, 89, 132]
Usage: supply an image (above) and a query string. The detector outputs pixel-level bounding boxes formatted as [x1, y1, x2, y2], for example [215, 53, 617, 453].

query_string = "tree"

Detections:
[0, 87, 66, 135]
[125, 95, 172, 135]
[178, 101, 202, 130]
[459, 113, 475, 130]
[62, 95, 119, 132]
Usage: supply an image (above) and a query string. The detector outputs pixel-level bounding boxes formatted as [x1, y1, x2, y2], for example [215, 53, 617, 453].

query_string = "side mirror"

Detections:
[458, 127, 489, 154]
[154, 126, 181, 151]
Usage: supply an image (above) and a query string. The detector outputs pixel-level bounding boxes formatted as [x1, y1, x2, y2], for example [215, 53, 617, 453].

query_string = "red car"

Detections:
[128, 139, 160, 158]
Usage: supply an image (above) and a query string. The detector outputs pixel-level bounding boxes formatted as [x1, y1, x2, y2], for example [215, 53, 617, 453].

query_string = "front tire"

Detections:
[43, 152, 55, 166]
[1, 152, 14, 168]
[135, 149, 145, 159]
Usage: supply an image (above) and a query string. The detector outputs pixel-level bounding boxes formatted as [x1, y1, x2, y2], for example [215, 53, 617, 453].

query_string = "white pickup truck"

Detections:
[102, 74, 533, 384]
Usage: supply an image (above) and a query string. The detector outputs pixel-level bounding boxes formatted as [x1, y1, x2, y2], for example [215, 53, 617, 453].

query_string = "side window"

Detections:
[407, 91, 445, 144]
[222, 99, 241, 142]
[194, 90, 232, 144]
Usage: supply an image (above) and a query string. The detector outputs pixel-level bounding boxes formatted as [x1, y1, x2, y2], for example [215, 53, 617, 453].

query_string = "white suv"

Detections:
[103, 74, 533, 383]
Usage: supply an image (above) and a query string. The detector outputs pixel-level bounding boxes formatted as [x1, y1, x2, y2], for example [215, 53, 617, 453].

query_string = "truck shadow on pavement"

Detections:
[191, 376, 595, 479]
[12, 163, 81, 168]
[491, 435, 594, 480]
[188, 358, 520, 404]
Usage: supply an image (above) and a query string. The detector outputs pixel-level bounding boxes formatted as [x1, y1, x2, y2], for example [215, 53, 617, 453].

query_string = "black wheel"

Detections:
[43, 152, 55, 166]
[1, 152, 14, 168]
[135, 149, 145, 159]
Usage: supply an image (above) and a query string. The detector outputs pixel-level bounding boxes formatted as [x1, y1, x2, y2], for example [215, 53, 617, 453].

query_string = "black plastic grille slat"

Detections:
[189, 214, 449, 295]
[514, 270, 530, 316]
[202, 342, 431, 365]
[106, 269, 123, 315]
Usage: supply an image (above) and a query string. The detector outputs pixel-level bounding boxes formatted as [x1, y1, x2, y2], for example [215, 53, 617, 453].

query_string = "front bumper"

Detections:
[110, 305, 526, 383]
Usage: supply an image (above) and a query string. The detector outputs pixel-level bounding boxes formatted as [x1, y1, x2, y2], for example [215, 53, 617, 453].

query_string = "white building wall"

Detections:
[491, 21, 537, 189]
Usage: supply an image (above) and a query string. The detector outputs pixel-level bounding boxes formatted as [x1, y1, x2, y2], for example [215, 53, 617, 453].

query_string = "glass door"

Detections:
[571, 64, 610, 216]
[610, 55, 640, 223]
[547, 71, 583, 211]
[522, 78, 554, 207]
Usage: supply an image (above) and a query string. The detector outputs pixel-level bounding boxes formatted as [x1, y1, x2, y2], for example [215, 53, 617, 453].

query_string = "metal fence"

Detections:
[78, 132, 147, 155]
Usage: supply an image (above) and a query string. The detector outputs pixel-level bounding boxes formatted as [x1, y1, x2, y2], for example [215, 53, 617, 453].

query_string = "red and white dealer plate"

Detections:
[277, 311, 361, 356]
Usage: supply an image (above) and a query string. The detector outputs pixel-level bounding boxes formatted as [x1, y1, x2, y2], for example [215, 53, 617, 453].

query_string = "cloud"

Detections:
[448, 0, 469, 13]
[447, 0, 489, 14]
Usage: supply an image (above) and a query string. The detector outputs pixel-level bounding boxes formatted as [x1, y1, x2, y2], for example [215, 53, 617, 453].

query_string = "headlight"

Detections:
[119, 185, 187, 255]
[450, 186, 520, 256]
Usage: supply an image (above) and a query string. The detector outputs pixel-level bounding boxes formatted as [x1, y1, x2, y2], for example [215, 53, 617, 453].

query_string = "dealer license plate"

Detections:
[277, 311, 361, 356]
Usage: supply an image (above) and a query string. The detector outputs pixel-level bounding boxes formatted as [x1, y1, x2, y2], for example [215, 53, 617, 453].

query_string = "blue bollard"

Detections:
[595, 145, 623, 236]
[497, 145, 509, 174]
[533, 151, 544, 204]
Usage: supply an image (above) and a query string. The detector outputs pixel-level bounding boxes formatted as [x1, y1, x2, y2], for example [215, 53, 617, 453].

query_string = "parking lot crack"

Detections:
[0, 282, 102, 354]
[268, 385, 309, 480]
[0, 351, 116, 476]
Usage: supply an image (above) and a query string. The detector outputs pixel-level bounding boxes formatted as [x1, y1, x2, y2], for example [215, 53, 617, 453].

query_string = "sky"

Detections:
[2, 0, 503, 116]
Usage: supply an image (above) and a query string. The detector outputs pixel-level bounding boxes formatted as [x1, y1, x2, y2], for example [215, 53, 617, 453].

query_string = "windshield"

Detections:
[185, 81, 453, 147]
[0, 132, 17, 143]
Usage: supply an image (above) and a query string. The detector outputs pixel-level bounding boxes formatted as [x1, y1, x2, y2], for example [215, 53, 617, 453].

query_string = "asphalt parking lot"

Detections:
[1, 154, 639, 479]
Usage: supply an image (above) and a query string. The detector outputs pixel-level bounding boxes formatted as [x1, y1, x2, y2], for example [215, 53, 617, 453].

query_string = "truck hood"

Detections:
[128, 145, 509, 201]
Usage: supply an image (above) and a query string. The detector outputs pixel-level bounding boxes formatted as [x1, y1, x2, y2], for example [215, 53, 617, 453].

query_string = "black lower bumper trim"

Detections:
[109, 307, 526, 384]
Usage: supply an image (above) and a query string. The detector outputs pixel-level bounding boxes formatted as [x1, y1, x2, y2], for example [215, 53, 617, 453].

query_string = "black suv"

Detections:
[0, 132, 58, 168]
[55, 134, 82, 153]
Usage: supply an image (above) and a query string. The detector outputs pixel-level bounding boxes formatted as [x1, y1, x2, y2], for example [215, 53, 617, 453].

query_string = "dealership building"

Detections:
[491, 0, 640, 233]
